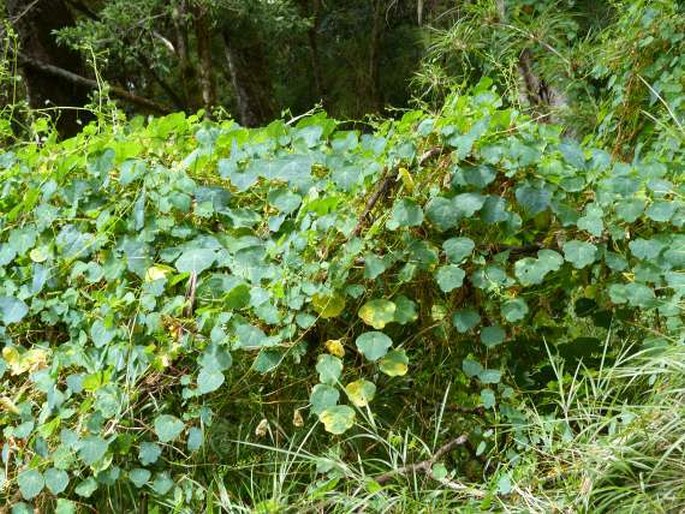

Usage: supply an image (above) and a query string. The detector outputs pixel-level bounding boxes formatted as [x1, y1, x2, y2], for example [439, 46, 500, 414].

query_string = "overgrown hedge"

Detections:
[1, 82, 683, 511]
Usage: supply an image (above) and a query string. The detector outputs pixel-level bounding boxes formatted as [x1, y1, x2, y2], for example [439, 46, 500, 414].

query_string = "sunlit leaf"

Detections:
[345, 380, 376, 407]
[358, 299, 396, 329]
[379, 349, 409, 377]
[319, 405, 355, 435]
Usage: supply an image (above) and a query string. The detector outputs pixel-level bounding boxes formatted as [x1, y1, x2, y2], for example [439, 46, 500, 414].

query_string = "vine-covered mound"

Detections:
[1, 84, 683, 508]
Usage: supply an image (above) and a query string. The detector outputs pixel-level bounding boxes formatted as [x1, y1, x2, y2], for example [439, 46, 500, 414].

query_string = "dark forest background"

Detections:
[4, 0, 681, 160]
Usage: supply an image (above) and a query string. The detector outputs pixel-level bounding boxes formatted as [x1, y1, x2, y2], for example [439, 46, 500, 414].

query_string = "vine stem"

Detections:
[373, 434, 483, 497]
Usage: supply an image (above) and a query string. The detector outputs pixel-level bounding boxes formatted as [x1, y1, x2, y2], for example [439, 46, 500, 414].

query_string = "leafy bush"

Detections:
[0, 81, 683, 511]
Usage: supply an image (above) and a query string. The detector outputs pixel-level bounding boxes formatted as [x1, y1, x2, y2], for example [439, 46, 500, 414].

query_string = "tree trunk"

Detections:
[310, 0, 324, 101]
[191, 1, 216, 113]
[221, 31, 276, 127]
[496, 0, 567, 123]
[368, 0, 384, 113]
[6, 0, 92, 137]
[171, 0, 196, 109]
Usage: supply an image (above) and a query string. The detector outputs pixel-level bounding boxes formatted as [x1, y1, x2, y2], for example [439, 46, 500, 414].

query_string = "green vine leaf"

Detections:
[355, 331, 393, 361]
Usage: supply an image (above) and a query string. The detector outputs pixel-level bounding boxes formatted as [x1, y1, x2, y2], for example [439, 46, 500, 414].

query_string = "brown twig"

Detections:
[350, 146, 445, 238]
[351, 167, 395, 237]
[374, 434, 470, 485]
[183, 271, 198, 317]
[418, 146, 443, 166]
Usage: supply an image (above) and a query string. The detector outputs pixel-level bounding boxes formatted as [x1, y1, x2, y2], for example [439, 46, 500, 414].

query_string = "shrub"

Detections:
[0, 81, 683, 510]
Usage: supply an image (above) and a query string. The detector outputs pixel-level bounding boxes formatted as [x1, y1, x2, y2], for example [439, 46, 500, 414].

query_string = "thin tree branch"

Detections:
[374, 434, 482, 497]
[19, 54, 171, 113]
[351, 146, 444, 238]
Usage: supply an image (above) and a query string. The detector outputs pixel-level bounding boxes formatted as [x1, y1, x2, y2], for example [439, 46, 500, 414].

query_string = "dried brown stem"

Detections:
[374, 434, 468, 485]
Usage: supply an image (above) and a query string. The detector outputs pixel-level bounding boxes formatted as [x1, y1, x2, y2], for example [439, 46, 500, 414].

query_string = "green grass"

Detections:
[161, 338, 684, 514]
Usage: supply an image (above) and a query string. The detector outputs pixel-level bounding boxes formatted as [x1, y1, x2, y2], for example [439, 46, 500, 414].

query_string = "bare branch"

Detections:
[19, 54, 171, 113]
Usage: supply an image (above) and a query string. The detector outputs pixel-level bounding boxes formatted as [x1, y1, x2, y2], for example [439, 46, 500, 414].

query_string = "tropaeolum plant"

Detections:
[0, 80, 683, 509]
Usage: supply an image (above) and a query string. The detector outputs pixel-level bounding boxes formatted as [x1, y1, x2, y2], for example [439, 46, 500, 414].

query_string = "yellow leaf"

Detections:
[29, 247, 49, 263]
[358, 299, 396, 329]
[0, 396, 20, 414]
[324, 339, 345, 358]
[292, 409, 304, 428]
[398, 167, 414, 193]
[255, 418, 269, 438]
[319, 406, 355, 435]
[2, 346, 48, 375]
[345, 379, 376, 407]
[379, 349, 409, 377]
[312, 292, 346, 319]
[145, 265, 173, 282]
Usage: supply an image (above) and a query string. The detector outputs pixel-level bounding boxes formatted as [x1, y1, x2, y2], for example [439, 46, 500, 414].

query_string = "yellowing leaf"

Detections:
[345, 379, 376, 407]
[145, 265, 173, 282]
[0, 396, 20, 414]
[255, 418, 269, 438]
[319, 405, 355, 435]
[2, 346, 48, 376]
[358, 299, 396, 329]
[324, 339, 345, 358]
[29, 247, 49, 263]
[311, 292, 346, 319]
[398, 167, 414, 193]
[292, 409, 304, 427]
[379, 349, 409, 377]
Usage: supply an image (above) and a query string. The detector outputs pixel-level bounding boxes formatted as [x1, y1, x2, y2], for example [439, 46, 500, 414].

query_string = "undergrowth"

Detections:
[0, 79, 683, 512]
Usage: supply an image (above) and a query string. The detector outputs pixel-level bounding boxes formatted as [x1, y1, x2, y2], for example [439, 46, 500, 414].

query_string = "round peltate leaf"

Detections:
[345, 379, 377, 407]
[435, 265, 465, 292]
[175, 248, 216, 274]
[501, 298, 529, 323]
[478, 369, 502, 384]
[426, 197, 458, 231]
[316, 354, 343, 385]
[77, 436, 109, 466]
[319, 405, 356, 435]
[462, 358, 483, 378]
[480, 388, 496, 409]
[379, 349, 409, 377]
[310, 384, 340, 415]
[154, 415, 185, 443]
[90, 319, 116, 348]
[187, 427, 203, 452]
[138, 442, 162, 466]
[311, 292, 346, 319]
[151, 473, 175, 496]
[480, 326, 506, 348]
[355, 331, 393, 361]
[393, 295, 418, 325]
[197, 367, 225, 394]
[453, 193, 486, 217]
[55, 499, 77, 514]
[74, 477, 98, 498]
[452, 309, 480, 333]
[443, 237, 475, 263]
[358, 299, 396, 329]
[0, 296, 29, 325]
[44, 468, 69, 495]
[563, 240, 598, 269]
[387, 198, 424, 230]
[129, 468, 151, 488]
[17, 469, 44, 500]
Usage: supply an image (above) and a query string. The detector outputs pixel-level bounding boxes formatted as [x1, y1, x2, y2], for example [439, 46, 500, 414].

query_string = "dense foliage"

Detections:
[1, 80, 683, 511]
